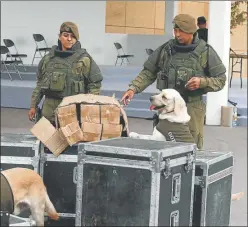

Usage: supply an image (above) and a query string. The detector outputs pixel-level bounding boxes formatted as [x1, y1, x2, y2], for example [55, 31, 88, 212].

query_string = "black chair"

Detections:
[1, 46, 22, 80]
[114, 42, 134, 66]
[3, 39, 27, 71]
[146, 48, 154, 56]
[32, 34, 51, 65]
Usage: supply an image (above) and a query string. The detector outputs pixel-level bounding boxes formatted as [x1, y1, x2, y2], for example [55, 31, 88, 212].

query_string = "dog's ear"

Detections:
[174, 96, 186, 116]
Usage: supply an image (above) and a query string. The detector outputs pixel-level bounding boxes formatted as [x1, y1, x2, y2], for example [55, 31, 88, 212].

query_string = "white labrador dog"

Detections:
[129, 88, 244, 202]
[129, 88, 192, 142]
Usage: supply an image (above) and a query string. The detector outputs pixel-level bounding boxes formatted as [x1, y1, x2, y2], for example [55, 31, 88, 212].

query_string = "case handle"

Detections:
[171, 173, 181, 204]
[170, 210, 179, 226]
[73, 166, 78, 184]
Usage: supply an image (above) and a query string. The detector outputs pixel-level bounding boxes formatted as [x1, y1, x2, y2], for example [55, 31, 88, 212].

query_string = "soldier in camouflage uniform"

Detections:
[28, 22, 103, 124]
[121, 14, 226, 149]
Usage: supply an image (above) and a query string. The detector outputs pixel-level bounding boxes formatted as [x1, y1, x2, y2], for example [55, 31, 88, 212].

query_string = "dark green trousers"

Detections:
[41, 97, 62, 123]
[187, 100, 206, 150]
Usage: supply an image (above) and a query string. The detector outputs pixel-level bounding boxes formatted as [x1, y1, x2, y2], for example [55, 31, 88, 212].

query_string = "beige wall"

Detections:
[105, 1, 165, 35]
[177, 1, 209, 21]
[105, 1, 247, 77]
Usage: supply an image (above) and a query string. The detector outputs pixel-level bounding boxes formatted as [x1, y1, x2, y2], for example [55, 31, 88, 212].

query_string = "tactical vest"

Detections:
[40, 47, 90, 99]
[157, 39, 208, 95]
[1, 173, 14, 213]
[156, 119, 195, 144]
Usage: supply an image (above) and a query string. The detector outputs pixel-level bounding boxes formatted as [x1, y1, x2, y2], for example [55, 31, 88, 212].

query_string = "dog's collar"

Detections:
[158, 109, 174, 114]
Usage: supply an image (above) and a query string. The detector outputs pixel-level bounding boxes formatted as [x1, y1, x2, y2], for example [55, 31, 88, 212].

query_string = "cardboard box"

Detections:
[81, 104, 100, 124]
[30, 117, 69, 156]
[221, 106, 237, 127]
[101, 105, 120, 125]
[57, 104, 77, 127]
[60, 121, 84, 146]
[30, 94, 130, 156]
[81, 122, 103, 142]
[101, 123, 123, 140]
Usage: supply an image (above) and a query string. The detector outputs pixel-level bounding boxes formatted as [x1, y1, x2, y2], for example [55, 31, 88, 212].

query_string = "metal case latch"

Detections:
[0, 211, 10, 226]
[195, 176, 206, 188]
[39, 155, 47, 164]
[170, 210, 179, 226]
[162, 158, 171, 179]
[184, 153, 194, 173]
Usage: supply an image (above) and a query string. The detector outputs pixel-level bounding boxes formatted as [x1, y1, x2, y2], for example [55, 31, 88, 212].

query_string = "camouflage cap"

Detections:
[60, 21, 79, 40]
[173, 14, 197, 34]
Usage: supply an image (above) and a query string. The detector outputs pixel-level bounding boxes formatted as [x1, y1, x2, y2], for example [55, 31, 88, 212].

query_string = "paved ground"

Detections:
[1, 107, 247, 226]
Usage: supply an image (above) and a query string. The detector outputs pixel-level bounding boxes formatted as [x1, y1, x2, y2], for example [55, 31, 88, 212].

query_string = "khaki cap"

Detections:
[60, 21, 79, 40]
[173, 14, 197, 34]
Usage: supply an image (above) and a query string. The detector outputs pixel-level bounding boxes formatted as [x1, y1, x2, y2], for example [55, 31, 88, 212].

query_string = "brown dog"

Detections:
[1, 168, 59, 226]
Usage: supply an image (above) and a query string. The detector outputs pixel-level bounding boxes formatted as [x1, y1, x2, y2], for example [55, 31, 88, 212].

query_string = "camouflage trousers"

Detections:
[41, 97, 62, 124]
[186, 100, 206, 150]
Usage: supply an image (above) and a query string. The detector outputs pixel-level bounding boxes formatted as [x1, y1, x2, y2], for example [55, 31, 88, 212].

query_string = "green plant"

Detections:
[231, 1, 248, 32]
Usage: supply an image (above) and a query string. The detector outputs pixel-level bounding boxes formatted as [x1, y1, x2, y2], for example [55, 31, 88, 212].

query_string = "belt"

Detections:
[184, 95, 202, 103]
[45, 95, 63, 100]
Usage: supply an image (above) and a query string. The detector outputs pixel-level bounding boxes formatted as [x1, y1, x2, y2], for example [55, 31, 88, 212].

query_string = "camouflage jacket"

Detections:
[30, 41, 103, 108]
[128, 35, 226, 95]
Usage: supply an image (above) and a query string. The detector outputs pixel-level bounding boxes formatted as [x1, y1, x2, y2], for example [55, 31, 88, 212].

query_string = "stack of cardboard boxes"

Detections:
[31, 94, 128, 156]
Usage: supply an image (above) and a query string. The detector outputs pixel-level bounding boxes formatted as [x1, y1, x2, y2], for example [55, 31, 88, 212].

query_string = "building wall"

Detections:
[1, 1, 173, 67]
[1, 1, 246, 77]
[1, 1, 127, 66]
[105, 1, 165, 35]
[229, 3, 247, 78]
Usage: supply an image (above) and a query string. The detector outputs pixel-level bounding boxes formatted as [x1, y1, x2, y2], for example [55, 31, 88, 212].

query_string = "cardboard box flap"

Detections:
[60, 121, 84, 146]
[120, 106, 129, 135]
[58, 94, 121, 108]
[60, 121, 82, 138]
[30, 117, 69, 156]
[30, 117, 57, 142]
[45, 129, 69, 157]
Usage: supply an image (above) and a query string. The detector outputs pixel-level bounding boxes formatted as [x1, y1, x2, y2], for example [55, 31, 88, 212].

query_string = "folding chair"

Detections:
[3, 39, 27, 71]
[229, 48, 244, 88]
[114, 42, 134, 66]
[32, 34, 51, 65]
[1, 46, 22, 80]
[146, 48, 154, 56]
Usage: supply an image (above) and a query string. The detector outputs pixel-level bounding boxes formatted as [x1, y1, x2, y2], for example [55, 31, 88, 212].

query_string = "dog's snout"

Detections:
[149, 96, 154, 102]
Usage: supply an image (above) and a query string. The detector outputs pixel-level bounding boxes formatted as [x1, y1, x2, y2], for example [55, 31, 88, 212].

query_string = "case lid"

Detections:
[195, 150, 233, 166]
[81, 137, 196, 158]
[1, 133, 37, 144]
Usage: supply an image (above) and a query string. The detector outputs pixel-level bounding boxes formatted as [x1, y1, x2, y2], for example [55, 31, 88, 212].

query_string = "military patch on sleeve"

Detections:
[79, 57, 91, 76]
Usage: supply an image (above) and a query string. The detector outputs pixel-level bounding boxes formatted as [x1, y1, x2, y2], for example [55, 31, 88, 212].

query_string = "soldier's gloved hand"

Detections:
[185, 77, 201, 90]
[121, 90, 135, 106]
[28, 108, 36, 121]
